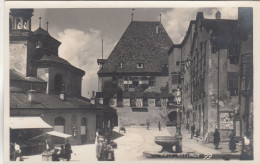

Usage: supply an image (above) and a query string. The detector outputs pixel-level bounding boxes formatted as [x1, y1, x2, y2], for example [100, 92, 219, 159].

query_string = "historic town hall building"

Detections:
[97, 20, 174, 126]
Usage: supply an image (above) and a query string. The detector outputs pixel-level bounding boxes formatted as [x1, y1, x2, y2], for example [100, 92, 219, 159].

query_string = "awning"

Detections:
[10, 117, 53, 129]
[46, 131, 72, 138]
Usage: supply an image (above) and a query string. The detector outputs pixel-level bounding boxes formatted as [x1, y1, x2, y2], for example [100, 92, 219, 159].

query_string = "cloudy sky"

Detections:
[31, 8, 238, 98]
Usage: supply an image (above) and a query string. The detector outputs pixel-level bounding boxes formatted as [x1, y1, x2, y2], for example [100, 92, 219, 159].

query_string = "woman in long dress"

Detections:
[95, 130, 99, 145]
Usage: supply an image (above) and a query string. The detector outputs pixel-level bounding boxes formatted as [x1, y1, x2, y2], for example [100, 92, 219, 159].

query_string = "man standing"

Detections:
[147, 121, 150, 130]
[158, 121, 161, 131]
[213, 129, 220, 150]
[191, 124, 195, 139]
[229, 131, 236, 153]
[65, 140, 72, 161]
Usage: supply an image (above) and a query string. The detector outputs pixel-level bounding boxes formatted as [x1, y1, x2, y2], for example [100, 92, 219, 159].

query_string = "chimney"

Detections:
[91, 91, 96, 105]
[215, 11, 221, 19]
[96, 92, 104, 105]
[156, 25, 159, 34]
[99, 98, 104, 104]
[27, 89, 36, 103]
[60, 84, 66, 101]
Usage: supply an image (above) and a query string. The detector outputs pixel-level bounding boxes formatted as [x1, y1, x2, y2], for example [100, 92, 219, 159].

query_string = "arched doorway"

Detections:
[81, 118, 87, 144]
[54, 117, 65, 133]
[54, 117, 65, 144]
[54, 74, 63, 94]
[112, 113, 118, 127]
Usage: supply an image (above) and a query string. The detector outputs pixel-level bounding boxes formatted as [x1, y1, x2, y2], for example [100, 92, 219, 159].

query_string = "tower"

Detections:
[9, 9, 36, 77]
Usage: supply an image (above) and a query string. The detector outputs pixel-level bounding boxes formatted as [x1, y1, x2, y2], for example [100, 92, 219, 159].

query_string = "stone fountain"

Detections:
[143, 122, 182, 158]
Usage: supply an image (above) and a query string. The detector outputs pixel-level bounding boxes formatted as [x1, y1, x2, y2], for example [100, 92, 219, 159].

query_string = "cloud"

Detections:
[57, 28, 115, 98]
[162, 8, 238, 44]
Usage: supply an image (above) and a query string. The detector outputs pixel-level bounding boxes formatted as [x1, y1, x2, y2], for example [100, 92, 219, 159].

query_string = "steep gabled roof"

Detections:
[98, 21, 173, 75]
[33, 27, 61, 45]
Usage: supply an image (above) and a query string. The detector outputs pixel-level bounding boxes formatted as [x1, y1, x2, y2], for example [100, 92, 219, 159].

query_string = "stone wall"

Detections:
[116, 106, 169, 127]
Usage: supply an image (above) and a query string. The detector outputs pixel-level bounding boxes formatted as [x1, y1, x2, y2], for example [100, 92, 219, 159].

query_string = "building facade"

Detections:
[9, 9, 113, 153]
[169, 12, 240, 142]
[234, 8, 253, 140]
[97, 20, 175, 126]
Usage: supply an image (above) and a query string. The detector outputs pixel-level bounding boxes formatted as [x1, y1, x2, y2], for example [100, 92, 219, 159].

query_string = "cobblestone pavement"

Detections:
[22, 126, 241, 162]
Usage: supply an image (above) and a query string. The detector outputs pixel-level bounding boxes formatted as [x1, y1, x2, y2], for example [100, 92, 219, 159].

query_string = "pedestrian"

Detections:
[147, 121, 150, 130]
[95, 129, 99, 145]
[229, 130, 236, 153]
[65, 140, 72, 161]
[14, 142, 21, 161]
[102, 139, 108, 161]
[213, 129, 220, 150]
[191, 124, 195, 139]
[59, 145, 65, 159]
[106, 144, 115, 161]
[96, 140, 103, 161]
[158, 121, 161, 131]
[52, 149, 60, 161]
[241, 132, 253, 160]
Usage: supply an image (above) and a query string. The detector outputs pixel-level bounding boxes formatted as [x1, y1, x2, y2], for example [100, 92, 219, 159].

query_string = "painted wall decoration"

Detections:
[220, 112, 234, 129]
[161, 98, 168, 107]
[136, 98, 143, 107]
[148, 99, 155, 107]
[123, 98, 130, 107]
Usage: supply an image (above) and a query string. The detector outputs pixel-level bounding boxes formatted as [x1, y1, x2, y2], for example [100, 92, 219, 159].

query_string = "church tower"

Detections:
[9, 9, 36, 77]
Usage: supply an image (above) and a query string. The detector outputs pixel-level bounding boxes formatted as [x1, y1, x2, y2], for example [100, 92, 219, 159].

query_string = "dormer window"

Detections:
[137, 63, 144, 68]
[118, 62, 123, 68]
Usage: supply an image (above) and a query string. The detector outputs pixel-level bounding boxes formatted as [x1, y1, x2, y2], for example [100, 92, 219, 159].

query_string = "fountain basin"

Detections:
[155, 136, 179, 153]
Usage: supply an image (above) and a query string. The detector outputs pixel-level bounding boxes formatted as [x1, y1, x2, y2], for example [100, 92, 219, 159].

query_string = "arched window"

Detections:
[54, 117, 65, 133]
[81, 118, 87, 135]
[54, 74, 63, 93]
[16, 18, 22, 29]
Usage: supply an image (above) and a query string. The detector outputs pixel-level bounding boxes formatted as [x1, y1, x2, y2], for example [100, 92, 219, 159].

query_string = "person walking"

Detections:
[241, 132, 253, 160]
[191, 124, 195, 139]
[158, 121, 161, 131]
[213, 129, 220, 150]
[147, 121, 150, 130]
[229, 131, 236, 153]
[65, 140, 72, 161]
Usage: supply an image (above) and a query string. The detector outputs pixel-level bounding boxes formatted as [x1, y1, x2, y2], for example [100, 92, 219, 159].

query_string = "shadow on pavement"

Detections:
[111, 131, 124, 140]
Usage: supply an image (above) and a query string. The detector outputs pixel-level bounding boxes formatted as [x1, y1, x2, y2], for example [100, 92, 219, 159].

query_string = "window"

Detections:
[172, 74, 180, 84]
[176, 61, 180, 66]
[54, 117, 65, 133]
[149, 77, 155, 87]
[137, 63, 144, 68]
[81, 118, 87, 135]
[228, 72, 238, 96]
[229, 57, 239, 65]
[118, 77, 123, 88]
[118, 62, 123, 68]
[132, 77, 139, 87]
[54, 74, 63, 94]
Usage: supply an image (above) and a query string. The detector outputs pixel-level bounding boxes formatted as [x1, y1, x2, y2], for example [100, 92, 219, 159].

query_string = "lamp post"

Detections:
[175, 87, 182, 153]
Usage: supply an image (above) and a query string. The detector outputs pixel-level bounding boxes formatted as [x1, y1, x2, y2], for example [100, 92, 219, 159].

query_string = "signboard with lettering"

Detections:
[220, 112, 234, 129]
